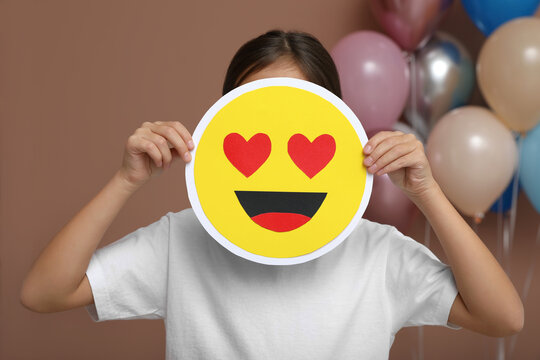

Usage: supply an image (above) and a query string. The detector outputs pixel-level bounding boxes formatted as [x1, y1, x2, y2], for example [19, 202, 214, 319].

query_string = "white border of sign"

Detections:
[185, 77, 373, 265]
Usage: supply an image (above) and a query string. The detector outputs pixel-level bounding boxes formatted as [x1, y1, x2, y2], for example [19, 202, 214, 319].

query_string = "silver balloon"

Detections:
[393, 121, 426, 144]
[405, 32, 475, 138]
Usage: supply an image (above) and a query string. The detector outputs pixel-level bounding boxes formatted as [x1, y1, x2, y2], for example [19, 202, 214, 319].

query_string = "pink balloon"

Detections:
[368, 0, 454, 52]
[364, 173, 418, 233]
[331, 31, 409, 134]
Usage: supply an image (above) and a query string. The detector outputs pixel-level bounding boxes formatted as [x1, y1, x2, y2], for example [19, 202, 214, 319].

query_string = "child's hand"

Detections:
[118, 121, 194, 190]
[363, 131, 438, 202]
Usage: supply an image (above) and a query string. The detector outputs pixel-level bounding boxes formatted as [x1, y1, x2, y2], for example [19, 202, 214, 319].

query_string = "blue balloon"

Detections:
[489, 175, 520, 213]
[461, 0, 540, 35]
[520, 123, 540, 213]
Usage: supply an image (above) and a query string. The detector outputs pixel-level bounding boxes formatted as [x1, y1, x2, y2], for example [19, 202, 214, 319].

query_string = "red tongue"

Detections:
[251, 212, 311, 232]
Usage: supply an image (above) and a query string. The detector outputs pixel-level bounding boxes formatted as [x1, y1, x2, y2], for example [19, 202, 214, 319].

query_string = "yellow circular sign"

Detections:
[186, 78, 372, 265]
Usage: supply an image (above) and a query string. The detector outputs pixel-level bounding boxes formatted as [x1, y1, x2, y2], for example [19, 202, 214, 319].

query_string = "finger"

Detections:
[142, 133, 173, 169]
[149, 123, 191, 162]
[169, 121, 194, 151]
[364, 133, 415, 167]
[376, 151, 421, 175]
[364, 131, 403, 155]
[154, 121, 194, 151]
[133, 137, 163, 167]
[366, 142, 416, 174]
[169, 147, 184, 163]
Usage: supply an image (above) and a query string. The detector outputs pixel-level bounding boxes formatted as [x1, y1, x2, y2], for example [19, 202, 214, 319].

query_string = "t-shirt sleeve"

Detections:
[385, 227, 460, 332]
[84, 213, 171, 322]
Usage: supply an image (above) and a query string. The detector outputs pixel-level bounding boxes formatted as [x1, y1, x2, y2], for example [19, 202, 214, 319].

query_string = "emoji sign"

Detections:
[186, 78, 372, 265]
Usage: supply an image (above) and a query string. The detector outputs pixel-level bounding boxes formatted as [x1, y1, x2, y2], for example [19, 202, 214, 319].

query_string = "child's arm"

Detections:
[363, 131, 524, 337]
[20, 121, 193, 313]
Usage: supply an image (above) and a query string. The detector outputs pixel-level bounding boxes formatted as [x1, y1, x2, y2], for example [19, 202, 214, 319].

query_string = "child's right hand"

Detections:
[118, 121, 194, 190]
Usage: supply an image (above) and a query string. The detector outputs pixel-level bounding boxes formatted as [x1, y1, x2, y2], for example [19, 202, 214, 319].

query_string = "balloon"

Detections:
[520, 123, 540, 213]
[427, 106, 518, 219]
[477, 18, 540, 132]
[393, 121, 426, 144]
[405, 32, 475, 139]
[331, 31, 409, 134]
[368, 0, 454, 51]
[364, 173, 418, 233]
[489, 175, 520, 213]
[461, 0, 540, 36]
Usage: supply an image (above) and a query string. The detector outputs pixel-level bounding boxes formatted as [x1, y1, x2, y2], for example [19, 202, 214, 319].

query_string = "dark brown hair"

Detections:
[222, 30, 341, 98]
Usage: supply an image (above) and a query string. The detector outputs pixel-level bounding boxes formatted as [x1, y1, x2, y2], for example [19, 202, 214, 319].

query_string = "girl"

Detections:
[21, 30, 523, 359]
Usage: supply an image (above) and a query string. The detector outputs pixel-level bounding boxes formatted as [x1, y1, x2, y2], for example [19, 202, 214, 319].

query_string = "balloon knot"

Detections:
[474, 213, 484, 224]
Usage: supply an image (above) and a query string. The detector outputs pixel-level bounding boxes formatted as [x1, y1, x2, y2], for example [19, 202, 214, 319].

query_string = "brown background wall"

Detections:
[1, 1, 539, 359]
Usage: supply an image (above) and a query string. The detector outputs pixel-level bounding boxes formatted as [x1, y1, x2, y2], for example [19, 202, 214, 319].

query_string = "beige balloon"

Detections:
[427, 106, 518, 219]
[477, 17, 540, 132]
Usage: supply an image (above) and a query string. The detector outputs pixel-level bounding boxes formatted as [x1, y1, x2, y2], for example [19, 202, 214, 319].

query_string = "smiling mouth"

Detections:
[234, 191, 327, 232]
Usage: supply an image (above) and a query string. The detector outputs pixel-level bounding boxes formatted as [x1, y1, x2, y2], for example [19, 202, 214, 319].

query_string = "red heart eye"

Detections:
[288, 134, 336, 178]
[223, 133, 271, 177]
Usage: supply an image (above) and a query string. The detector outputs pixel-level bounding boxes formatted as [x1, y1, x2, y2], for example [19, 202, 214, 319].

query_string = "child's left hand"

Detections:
[363, 131, 438, 203]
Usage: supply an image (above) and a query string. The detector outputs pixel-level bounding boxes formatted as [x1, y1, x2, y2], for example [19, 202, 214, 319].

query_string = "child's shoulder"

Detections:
[165, 207, 197, 221]
[353, 217, 403, 240]
[348, 217, 419, 252]
[164, 208, 204, 232]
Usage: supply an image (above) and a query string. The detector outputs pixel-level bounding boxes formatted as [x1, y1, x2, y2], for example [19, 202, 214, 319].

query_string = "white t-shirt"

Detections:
[85, 208, 459, 359]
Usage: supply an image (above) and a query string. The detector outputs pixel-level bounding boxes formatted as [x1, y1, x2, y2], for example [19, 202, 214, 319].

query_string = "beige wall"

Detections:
[1, 1, 539, 358]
